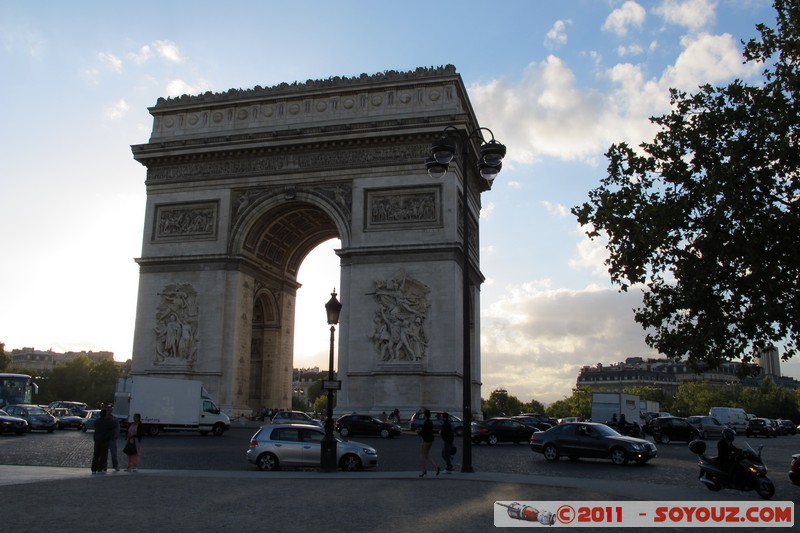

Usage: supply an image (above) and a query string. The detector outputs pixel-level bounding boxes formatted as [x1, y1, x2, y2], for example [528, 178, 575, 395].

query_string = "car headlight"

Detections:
[630, 443, 643, 451]
[362, 448, 377, 455]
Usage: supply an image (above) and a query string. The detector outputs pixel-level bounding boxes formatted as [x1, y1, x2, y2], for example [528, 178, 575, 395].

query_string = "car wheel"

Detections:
[542, 443, 559, 461]
[659, 434, 670, 445]
[610, 447, 629, 465]
[256, 453, 279, 471]
[380, 428, 390, 439]
[146, 425, 160, 437]
[339, 427, 350, 438]
[487, 434, 499, 445]
[81, 426, 87, 432]
[340, 454, 362, 472]
[212, 424, 225, 436]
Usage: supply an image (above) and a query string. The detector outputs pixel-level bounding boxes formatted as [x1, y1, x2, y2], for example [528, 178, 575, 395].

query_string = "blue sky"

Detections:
[2, 0, 795, 404]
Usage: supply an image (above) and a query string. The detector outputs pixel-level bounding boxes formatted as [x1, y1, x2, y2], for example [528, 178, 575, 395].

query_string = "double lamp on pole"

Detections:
[320, 288, 342, 472]
[426, 125, 506, 473]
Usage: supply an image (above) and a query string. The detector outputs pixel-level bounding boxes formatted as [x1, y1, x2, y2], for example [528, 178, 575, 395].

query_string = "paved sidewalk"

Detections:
[0, 464, 761, 532]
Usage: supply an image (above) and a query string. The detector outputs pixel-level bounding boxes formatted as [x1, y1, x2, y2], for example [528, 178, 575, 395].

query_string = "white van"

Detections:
[709, 407, 747, 432]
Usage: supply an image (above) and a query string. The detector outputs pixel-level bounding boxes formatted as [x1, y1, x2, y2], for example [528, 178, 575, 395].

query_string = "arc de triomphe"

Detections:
[130, 66, 494, 419]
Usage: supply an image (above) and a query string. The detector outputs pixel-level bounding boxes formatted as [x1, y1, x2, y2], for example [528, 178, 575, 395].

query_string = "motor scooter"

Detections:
[688, 439, 775, 499]
[789, 453, 800, 485]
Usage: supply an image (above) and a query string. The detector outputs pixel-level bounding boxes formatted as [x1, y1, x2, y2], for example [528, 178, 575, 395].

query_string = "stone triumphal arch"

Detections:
[130, 66, 494, 419]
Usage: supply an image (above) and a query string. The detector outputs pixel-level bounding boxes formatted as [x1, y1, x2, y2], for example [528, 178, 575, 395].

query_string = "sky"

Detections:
[2, 0, 796, 405]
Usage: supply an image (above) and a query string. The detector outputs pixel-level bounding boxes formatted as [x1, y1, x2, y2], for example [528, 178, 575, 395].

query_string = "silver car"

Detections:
[270, 410, 323, 428]
[246, 423, 377, 472]
[687, 415, 727, 440]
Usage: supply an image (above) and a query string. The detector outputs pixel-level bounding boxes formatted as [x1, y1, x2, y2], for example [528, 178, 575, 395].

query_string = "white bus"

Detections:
[0, 373, 37, 410]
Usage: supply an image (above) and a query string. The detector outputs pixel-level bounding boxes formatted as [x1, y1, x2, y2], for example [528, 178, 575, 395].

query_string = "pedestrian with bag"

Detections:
[124, 413, 144, 472]
[440, 412, 455, 472]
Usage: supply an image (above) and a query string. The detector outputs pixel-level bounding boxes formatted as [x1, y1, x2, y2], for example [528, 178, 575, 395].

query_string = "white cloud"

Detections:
[617, 43, 644, 56]
[481, 283, 655, 403]
[545, 19, 571, 49]
[569, 226, 610, 277]
[542, 200, 570, 218]
[480, 201, 496, 220]
[655, 0, 717, 31]
[128, 45, 152, 65]
[165, 79, 211, 98]
[469, 25, 758, 169]
[662, 32, 759, 90]
[154, 40, 184, 63]
[603, 1, 646, 36]
[507, 180, 522, 189]
[127, 40, 184, 65]
[105, 99, 130, 120]
[97, 51, 122, 73]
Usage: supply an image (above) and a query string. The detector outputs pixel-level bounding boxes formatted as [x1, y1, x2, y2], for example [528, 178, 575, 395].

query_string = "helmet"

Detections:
[722, 428, 735, 442]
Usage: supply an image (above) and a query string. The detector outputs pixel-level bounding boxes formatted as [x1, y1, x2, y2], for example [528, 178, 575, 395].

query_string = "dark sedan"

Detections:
[649, 416, 700, 444]
[472, 417, 537, 445]
[530, 422, 658, 465]
[335, 414, 402, 439]
[3, 404, 56, 432]
[0, 409, 28, 435]
[50, 408, 84, 430]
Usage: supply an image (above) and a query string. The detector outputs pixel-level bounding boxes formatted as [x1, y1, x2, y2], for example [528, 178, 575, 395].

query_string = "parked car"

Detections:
[47, 401, 88, 416]
[649, 416, 699, 444]
[511, 415, 554, 431]
[335, 414, 401, 438]
[80, 409, 102, 431]
[519, 413, 559, 427]
[686, 415, 727, 440]
[50, 408, 84, 430]
[790, 453, 800, 486]
[3, 404, 56, 432]
[270, 410, 323, 428]
[778, 419, 797, 436]
[408, 411, 465, 436]
[472, 417, 537, 445]
[745, 418, 776, 438]
[771, 419, 787, 436]
[529, 422, 658, 465]
[246, 423, 377, 471]
[0, 408, 28, 435]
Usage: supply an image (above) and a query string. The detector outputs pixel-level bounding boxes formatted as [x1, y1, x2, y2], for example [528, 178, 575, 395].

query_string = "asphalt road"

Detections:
[1, 424, 799, 499]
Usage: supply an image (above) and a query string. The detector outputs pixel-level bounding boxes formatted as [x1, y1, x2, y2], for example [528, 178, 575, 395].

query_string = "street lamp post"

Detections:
[426, 126, 506, 473]
[320, 289, 342, 472]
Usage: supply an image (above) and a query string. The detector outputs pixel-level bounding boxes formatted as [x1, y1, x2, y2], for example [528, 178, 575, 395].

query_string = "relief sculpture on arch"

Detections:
[369, 269, 430, 363]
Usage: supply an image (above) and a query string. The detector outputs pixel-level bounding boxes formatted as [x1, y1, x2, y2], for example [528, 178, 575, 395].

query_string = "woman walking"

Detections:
[418, 409, 439, 477]
[125, 413, 144, 472]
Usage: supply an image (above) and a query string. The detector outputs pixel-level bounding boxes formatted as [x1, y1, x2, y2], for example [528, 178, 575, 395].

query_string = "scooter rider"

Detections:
[717, 428, 741, 484]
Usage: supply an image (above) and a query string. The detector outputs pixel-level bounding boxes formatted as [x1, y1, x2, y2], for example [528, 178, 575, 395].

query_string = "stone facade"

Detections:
[130, 66, 493, 419]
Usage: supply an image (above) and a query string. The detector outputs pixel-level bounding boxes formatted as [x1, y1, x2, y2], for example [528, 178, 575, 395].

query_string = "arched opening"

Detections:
[240, 200, 343, 414]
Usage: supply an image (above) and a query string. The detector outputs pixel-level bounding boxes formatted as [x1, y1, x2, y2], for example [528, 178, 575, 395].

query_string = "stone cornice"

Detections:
[151, 65, 458, 110]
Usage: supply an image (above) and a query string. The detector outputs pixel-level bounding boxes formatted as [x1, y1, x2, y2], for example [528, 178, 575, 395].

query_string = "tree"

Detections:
[0, 342, 10, 372]
[573, 1, 800, 371]
[482, 388, 524, 417]
[523, 398, 547, 415]
[546, 386, 592, 420]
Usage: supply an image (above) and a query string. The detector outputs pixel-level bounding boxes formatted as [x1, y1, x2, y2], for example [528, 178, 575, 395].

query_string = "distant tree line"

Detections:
[1, 342, 120, 408]
[483, 380, 800, 423]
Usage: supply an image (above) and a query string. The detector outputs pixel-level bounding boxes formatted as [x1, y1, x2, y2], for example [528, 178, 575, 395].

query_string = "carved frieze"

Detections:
[368, 269, 430, 363]
[365, 186, 440, 231]
[146, 144, 428, 183]
[153, 283, 200, 366]
[153, 201, 218, 241]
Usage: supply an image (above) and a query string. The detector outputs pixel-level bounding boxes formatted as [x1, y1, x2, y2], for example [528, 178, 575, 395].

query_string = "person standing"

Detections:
[440, 412, 455, 472]
[107, 410, 120, 471]
[125, 413, 144, 472]
[91, 409, 114, 474]
[417, 409, 439, 477]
